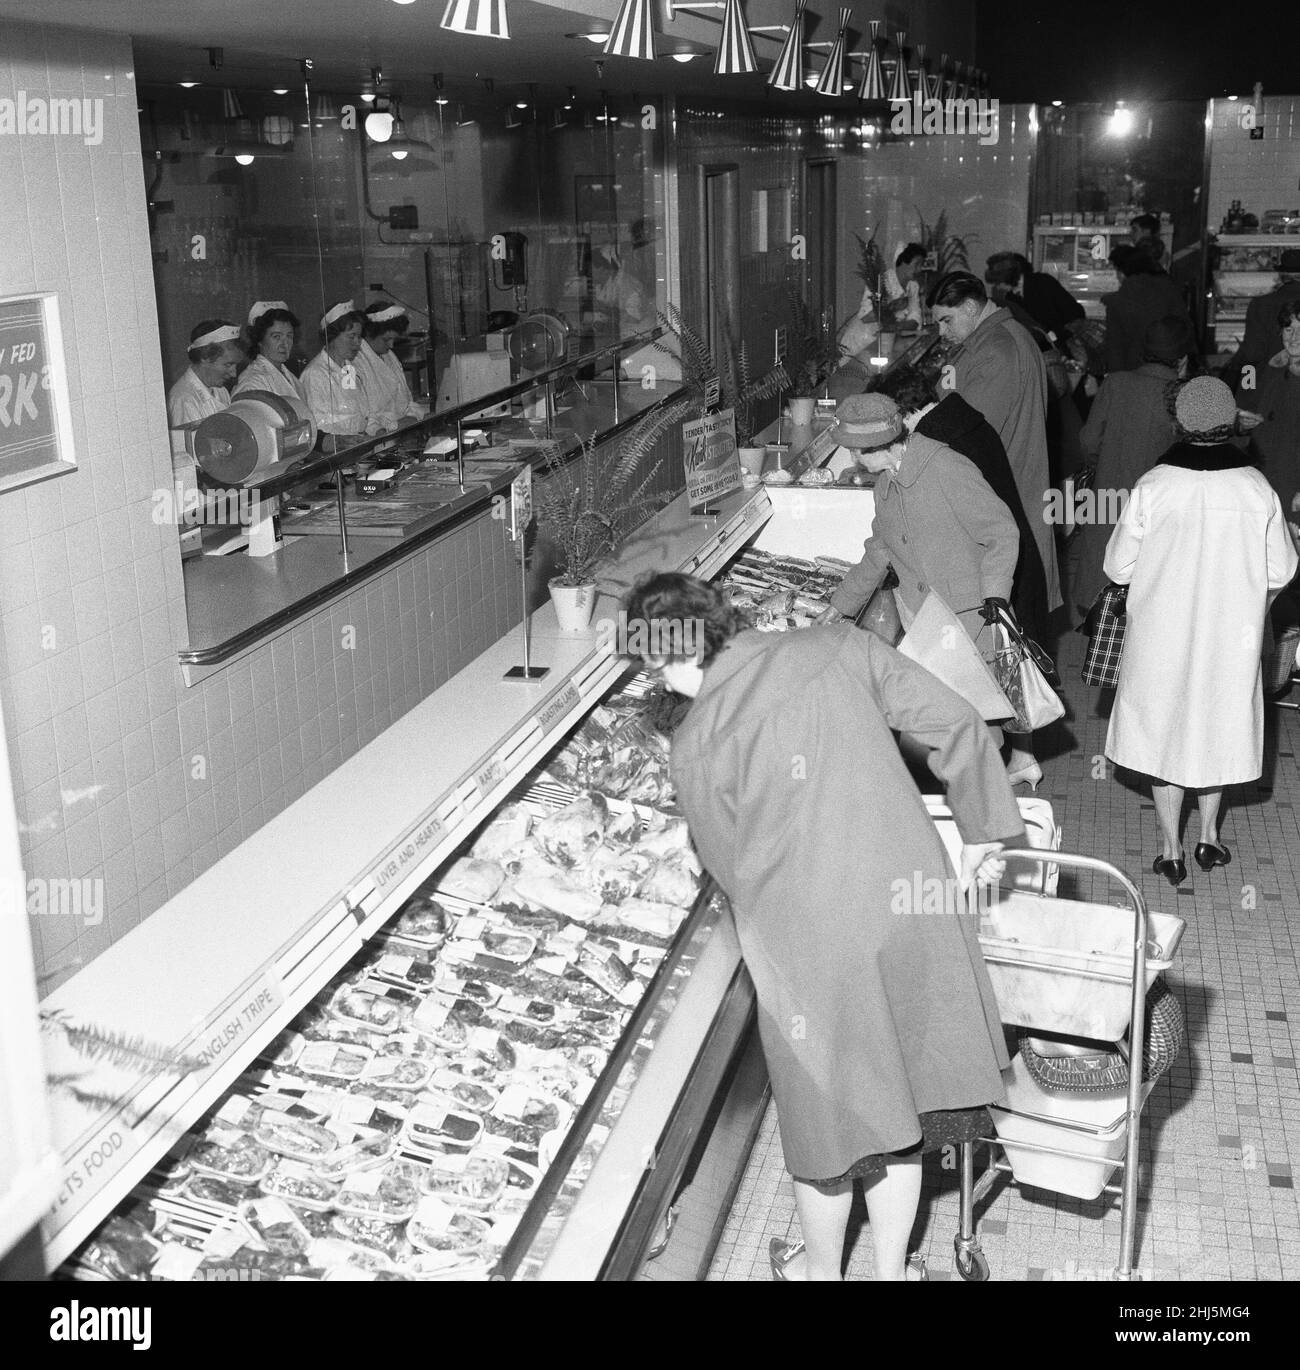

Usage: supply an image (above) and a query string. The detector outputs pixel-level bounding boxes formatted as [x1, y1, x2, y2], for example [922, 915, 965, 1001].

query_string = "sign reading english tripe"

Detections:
[683, 406, 741, 516]
[0, 292, 77, 493]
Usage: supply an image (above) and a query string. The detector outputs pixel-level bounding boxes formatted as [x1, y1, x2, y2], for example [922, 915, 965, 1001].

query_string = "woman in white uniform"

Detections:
[166, 320, 242, 428]
[299, 300, 370, 452]
[233, 301, 305, 403]
[353, 301, 426, 431]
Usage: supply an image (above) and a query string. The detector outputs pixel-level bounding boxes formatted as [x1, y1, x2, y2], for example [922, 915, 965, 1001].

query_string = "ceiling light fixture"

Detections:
[272, 87, 289, 96]
[815, 6, 851, 98]
[858, 20, 885, 101]
[714, 0, 757, 75]
[605, 0, 657, 60]
[1108, 103, 1134, 136]
[888, 30, 911, 102]
[581, 32, 609, 44]
[1051, 99, 1063, 107]
[234, 153, 255, 166]
[671, 52, 698, 63]
[441, 0, 510, 40]
[178, 81, 198, 89]
[767, 0, 806, 92]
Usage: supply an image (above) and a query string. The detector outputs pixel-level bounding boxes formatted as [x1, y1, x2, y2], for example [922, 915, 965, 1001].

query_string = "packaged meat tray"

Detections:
[297, 1041, 374, 1081]
[258, 1160, 341, 1212]
[238, 1197, 314, 1257]
[253, 1111, 341, 1162]
[403, 1101, 485, 1153]
[188, 1130, 275, 1186]
[334, 1161, 423, 1222]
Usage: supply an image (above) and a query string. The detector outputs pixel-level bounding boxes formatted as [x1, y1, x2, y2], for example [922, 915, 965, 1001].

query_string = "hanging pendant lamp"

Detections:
[767, 0, 807, 92]
[888, 30, 911, 102]
[605, 0, 657, 60]
[936, 53, 950, 102]
[440, 0, 510, 41]
[815, 6, 853, 97]
[714, 0, 757, 75]
[858, 19, 885, 102]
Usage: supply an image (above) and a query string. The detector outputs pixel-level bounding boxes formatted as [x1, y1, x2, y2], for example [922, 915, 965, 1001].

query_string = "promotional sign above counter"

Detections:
[683, 407, 741, 516]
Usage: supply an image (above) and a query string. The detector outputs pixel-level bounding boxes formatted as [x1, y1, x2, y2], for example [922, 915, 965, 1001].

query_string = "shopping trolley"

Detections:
[951, 850, 1187, 1282]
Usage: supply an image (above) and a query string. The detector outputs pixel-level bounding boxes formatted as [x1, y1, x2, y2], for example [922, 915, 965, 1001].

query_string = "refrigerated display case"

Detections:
[1207, 235, 1297, 354]
[1032, 224, 1174, 319]
[43, 427, 1052, 1281]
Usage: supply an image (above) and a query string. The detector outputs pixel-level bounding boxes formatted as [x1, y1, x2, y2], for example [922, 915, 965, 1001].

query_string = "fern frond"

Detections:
[43, 1012, 206, 1078]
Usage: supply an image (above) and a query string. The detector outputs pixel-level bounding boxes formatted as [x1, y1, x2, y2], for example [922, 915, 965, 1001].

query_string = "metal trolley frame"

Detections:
[953, 850, 1158, 1283]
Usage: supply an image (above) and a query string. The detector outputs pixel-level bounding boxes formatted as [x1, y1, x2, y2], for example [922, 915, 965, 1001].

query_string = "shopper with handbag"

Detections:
[1103, 377, 1298, 885]
[815, 393, 1042, 783]
[623, 571, 1024, 1281]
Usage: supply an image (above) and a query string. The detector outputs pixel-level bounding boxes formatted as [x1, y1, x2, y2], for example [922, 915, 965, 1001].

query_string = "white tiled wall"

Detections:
[1207, 96, 1300, 229]
[840, 104, 1036, 309]
[0, 22, 520, 995]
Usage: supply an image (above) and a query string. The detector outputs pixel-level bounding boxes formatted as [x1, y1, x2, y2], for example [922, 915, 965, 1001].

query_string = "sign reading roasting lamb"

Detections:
[0, 292, 77, 494]
[682, 406, 741, 516]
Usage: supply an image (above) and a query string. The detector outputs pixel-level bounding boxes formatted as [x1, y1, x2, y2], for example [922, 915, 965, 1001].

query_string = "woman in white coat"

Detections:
[233, 301, 305, 403]
[1104, 377, 1299, 885]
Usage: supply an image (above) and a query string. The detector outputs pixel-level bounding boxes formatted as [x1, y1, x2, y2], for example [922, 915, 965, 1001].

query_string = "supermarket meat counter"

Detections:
[50, 472, 1054, 1282]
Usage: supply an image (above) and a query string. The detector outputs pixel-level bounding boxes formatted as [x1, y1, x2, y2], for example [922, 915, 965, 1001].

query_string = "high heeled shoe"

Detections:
[906, 1252, 930, 1282]
[769, 1237, 805, 1281]
[1006, 760, 1042, 791]
[1193, 841, 1231, 870]
[1152, 853, 1187, 887]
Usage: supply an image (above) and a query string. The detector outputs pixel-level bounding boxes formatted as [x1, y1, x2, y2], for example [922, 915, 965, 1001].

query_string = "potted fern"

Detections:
[654, 304, 787, 478]
[536, 413, 675, 632]
[782, 289, 841, 425]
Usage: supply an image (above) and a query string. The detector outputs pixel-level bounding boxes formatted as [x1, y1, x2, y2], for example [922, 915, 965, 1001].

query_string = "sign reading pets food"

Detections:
[683, 406, 741, 515]
[0, 292, 76, 493]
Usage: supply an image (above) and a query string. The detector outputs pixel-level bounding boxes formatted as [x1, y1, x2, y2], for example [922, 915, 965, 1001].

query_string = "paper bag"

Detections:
[897, 590, 1013, 721]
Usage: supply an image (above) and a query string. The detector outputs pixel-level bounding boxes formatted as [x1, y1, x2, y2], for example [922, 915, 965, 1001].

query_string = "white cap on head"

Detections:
[366, 303, 405, 323]
[248, 299, 289, 327]
[190, 323, 241, 349]
[321, 299, 355, 330]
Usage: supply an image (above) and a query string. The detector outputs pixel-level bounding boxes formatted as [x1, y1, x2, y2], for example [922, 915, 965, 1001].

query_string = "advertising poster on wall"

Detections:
[0, 292, 76, 494]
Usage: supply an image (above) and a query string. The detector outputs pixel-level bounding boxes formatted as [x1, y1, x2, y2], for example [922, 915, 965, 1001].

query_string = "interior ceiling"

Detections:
[0, 0, 979, 109]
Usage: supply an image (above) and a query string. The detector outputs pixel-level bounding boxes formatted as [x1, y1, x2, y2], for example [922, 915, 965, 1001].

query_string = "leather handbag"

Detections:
[988, 609, 1066, 733]
[856, 565, 902, 646]
[1081, 583, 1128, 687]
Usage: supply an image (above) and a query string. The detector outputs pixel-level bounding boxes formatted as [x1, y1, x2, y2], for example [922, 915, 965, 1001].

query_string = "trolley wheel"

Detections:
[955, 1248, 990, 1282]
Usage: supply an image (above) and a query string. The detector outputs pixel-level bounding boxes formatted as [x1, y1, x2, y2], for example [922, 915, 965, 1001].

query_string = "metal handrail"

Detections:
[216, 326, 667, 503]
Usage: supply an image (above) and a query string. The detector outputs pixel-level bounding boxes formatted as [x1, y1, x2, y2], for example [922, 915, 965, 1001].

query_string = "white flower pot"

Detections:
[737, 446, 766, 478]
[549, 579, 598, 632]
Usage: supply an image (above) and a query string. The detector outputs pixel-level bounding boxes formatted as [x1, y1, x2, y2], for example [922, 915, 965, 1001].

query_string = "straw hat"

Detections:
[830, 392, 905, 449]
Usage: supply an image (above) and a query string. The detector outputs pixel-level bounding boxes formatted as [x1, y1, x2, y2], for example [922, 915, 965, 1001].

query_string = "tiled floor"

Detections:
[710, 556, 1300, 1282]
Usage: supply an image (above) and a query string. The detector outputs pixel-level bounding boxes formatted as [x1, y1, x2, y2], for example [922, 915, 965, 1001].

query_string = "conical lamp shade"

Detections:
[815, 6, 853, 97]
[888, 31, 911, 101]
[767, 0, 807, 92]
[604, 0, 657, 60]
[937, 53, 951, 102]
[440, 0, 509, 40]
[858, 19, 885, 101]
[714, 0, 757, 75]
[927, 71, 942, 100]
